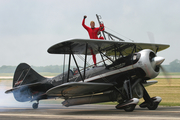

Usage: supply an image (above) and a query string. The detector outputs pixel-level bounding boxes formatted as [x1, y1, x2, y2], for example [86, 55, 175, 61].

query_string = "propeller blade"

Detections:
[147, 32, 170, 85]
[147, 31, 156, 52]
[147, 31, 155, 43]
[160, 65, 171, 86]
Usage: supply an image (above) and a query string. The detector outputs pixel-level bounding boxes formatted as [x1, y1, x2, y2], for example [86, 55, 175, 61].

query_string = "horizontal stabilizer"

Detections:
[5, 82, 45, 94]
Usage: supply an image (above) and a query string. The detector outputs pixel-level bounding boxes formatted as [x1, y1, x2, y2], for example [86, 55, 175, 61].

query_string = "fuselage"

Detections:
[48, 49, 162, 89]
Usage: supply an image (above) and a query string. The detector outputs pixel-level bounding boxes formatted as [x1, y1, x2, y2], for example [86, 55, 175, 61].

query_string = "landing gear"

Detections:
[116, 80, 140, 112]
[140, 96, 162, 110]
[139, 83, 161, 110]
[32, 101, 39, 109]
[116, 98, 139, 112]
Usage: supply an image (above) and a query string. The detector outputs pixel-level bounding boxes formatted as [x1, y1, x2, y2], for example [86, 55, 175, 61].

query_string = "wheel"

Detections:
[123, 104, 136, 112]
[139, 101, 148, 108]
[147, 102, 159, 110]
[32, 103, 39, 109]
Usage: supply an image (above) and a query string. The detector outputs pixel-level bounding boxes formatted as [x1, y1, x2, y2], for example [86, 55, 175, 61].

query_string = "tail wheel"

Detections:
[32, 103, 39, 109]
[123, 104, 136, 112]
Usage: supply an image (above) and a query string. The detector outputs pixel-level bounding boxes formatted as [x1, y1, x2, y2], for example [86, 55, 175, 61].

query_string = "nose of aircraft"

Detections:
[151, 56, 165, 70]
[152, 56, 165, 66]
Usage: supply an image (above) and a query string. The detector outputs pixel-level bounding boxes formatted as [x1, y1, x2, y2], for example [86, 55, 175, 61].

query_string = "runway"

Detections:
[0, 104, 180, 120]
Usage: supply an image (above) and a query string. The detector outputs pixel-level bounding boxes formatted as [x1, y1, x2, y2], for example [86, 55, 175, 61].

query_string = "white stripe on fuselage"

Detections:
[81, 65, 134, 83]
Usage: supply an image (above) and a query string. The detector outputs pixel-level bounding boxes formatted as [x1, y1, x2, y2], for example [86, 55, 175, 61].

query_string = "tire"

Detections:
[32, 103, 38, 109]
[139, 102, 148, 108]
[123, 104, 136, 112]
[147, 102, 159, 110]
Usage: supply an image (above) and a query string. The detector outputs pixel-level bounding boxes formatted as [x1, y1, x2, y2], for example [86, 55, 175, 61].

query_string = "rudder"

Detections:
[13, 63, 46, 88]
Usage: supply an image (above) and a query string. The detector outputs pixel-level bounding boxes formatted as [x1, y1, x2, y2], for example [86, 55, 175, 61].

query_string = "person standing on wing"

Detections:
[82, 15, 104, 66]
[82, 15, 104, 39]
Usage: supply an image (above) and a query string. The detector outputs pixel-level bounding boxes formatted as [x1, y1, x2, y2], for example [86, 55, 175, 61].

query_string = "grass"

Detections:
[0, 73, 14, 76]
[159, 72, 180, 76]
[143, 78, 180, 106]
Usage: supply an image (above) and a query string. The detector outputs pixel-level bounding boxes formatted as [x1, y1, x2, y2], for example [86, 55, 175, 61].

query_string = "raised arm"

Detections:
[82, 15, 89, 30]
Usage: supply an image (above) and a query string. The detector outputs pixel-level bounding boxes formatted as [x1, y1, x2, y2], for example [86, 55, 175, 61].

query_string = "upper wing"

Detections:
[46, 82, 114, 97]
[47, 38, 170, 55]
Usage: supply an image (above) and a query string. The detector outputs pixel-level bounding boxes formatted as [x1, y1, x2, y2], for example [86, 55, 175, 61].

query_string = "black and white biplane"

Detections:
[5, 15, 169, 112]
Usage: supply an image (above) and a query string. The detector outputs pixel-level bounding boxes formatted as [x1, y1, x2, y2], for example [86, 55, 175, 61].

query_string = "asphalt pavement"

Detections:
[0, 104, 180, 120]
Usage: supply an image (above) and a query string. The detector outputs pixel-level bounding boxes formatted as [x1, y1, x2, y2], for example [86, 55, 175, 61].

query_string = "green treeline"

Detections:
[163, 59, 180, 72]
[0, 65, 74, 73]
[0, 59, 180, 73]
[31, 65, 66, 73]
[0, 65, 16, 73]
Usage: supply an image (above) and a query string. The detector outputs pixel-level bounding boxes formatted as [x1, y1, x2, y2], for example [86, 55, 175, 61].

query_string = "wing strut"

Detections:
[99, 51, 114, 63]
[67, 53, 71, 82]
[99, 51, 107, 68]
[131, 45, 137, 54]
[83, 43, 88, 81]
[62, 54, 66, 83]
[155, 46, 159, 54]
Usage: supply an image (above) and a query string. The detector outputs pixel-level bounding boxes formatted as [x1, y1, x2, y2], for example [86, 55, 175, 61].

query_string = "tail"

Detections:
[13, 63, 46, 87]
[8, 63, 47, 102]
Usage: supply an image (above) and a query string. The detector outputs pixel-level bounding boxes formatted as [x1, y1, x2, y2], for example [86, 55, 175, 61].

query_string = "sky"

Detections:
[0, 0, 179, 67]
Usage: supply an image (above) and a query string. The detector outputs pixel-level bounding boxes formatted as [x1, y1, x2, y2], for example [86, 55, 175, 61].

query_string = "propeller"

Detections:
[160, 65, 171, 85]
[151, 56, 165, 67]
[147, 31, 171, 85]
[147, 31, 156, 52]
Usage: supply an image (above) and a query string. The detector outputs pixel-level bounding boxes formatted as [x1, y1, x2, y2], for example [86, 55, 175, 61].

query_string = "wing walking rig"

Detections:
[5, 14, 169, 112]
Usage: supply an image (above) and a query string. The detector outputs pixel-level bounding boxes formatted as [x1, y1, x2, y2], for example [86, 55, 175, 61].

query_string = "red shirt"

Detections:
[82, 19, 104, 39]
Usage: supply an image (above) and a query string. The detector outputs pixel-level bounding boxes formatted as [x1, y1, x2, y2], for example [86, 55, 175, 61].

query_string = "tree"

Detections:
[169, 59, 180, 72]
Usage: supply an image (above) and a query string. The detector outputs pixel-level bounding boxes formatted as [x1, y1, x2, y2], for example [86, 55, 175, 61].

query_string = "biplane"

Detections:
[5, 15, 169, 112]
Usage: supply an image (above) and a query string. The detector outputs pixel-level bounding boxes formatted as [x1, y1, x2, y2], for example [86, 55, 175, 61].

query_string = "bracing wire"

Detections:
[77, 54, 91, 66]
[105, 26, 134, 42]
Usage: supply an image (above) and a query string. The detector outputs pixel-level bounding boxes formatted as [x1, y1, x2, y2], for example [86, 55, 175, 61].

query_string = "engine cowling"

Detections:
[133, 49, 165, 79]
